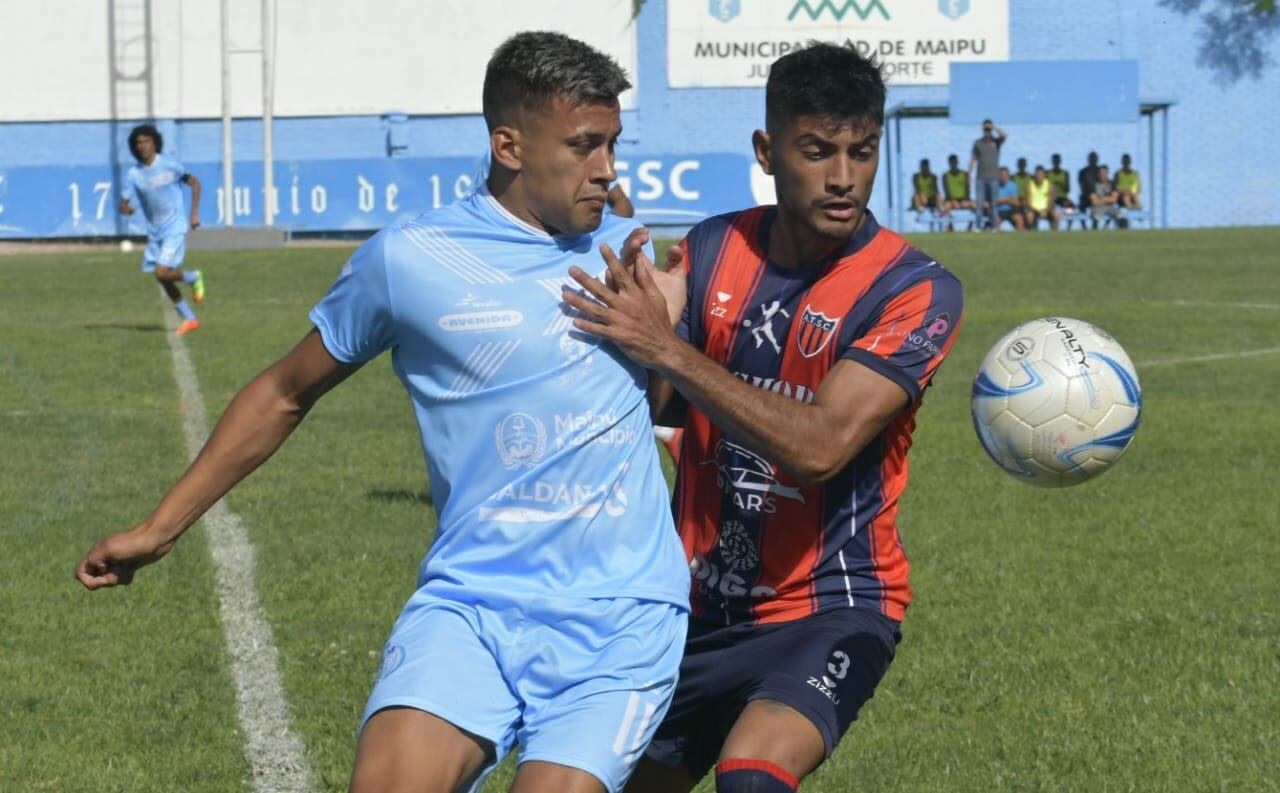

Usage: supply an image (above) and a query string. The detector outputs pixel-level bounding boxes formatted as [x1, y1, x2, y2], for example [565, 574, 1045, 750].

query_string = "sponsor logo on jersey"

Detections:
[691, 552, 777, 599]
[377, 644, 405, 680]
[495, 412, 547, 469]
[806, 649, 851, 704]
[734, 371, 816, 403]
[745, 300, 790, 354]
[554, 409, 638, 449]
[719, 520, 759, 571]
[438, 309, 523, 333]
[700, 438, 804, 514]
[480, 465, 630, 523]
[796, 306, 840, 358]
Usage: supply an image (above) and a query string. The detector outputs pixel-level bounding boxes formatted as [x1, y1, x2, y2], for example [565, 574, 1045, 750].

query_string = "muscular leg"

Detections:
[717, 700, 825, 785]
[625, 757, 696, 793]
[350, 707, 492, 793]
[153, 264, 184, 302]
[511, 760, 608, 793]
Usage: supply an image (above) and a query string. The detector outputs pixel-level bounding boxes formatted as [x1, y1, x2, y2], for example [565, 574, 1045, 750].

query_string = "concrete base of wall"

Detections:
[188, 228, 287, 251]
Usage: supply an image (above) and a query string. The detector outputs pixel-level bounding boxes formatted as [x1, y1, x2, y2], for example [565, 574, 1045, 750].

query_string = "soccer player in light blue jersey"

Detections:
[120, 124, 205, 335]
[77, 33, 689, 793]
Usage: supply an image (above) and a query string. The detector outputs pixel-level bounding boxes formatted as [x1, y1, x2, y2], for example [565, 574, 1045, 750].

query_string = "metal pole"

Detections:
[262, 0, 275, 226]
[1161, 107, 1169, 229]
[1148, 109, 1155, 229]
[220, 0, 234, 226]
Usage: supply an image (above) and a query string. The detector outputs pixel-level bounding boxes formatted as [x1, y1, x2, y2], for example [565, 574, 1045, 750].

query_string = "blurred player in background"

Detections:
[562, 43, 963, 793]
[120, 124, 205, 335]
[608, 183, 635, 217]
[78, 32, 688, 793]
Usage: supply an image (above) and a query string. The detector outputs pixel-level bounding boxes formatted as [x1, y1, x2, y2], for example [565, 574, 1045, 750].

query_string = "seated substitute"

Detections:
[912, 158, 941, 213]
[1090, 164, 1124, 226]
[994, 166, 1025, 230]
[1048, 153, 1076, 212]
[1023, 166, 1059, 230]
[1115, 153, 1142, 209]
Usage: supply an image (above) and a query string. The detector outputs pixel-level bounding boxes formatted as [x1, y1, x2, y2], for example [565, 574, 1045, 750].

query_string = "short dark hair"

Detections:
[765, 43, 885, 132]
[482, 31, 630, 131]
[128, 124, 163, 160]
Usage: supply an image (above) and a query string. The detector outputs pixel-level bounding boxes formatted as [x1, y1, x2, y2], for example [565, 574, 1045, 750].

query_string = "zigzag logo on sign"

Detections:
[788, 0, 890, 22]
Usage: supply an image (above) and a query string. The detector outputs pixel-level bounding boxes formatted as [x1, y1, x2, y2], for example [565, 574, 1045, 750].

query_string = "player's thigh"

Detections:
[516, 599, 687, 793]
[359, 595, 522, 791]
[623, 756, 696, 793]
[728, 609, 900, 775]
[351, 707, 491, 793]
[510, 760, 607, 793]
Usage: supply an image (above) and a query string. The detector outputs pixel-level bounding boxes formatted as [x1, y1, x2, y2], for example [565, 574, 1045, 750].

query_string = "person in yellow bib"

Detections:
[1115, 153, 1142, 209]
[912, 158, 940, 213]
[1047, 153, 1077, 213]
[1023, 165, 1059, 230]
[1013, 157, 1032, 203]
[942, 154, 976, 212]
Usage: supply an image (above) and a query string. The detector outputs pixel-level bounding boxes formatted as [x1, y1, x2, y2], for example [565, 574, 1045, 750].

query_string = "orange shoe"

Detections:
[175, 319, 201, 335]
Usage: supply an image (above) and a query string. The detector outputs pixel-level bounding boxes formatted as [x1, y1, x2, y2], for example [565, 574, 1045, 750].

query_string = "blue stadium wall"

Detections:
[1, 0, 1276, 238]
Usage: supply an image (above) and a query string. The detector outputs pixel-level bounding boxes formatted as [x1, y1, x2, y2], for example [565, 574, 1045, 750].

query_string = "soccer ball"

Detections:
[971, 317, 1141, 487]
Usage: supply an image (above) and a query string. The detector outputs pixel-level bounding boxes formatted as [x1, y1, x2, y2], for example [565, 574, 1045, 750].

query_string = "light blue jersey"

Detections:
[311, 186, 690, 790]
[309, 187, 690, 607]
[123, 154, 190, 241]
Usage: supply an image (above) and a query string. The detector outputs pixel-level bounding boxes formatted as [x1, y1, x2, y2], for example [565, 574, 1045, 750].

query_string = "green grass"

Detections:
[1, 228, 1277, 792]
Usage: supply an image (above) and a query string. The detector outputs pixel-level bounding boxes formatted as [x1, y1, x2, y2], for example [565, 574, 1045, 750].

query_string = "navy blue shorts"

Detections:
[645, 607, 900, 780]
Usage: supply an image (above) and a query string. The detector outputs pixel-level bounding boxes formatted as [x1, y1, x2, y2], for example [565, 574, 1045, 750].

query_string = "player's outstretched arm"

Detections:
[565, 245, 910, 485]
[183, 174, 202, 228]
[75, 329, 361, 590]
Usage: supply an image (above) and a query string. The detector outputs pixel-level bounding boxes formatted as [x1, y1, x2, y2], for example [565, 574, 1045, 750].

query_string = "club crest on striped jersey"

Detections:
[796, 305, 840, 359]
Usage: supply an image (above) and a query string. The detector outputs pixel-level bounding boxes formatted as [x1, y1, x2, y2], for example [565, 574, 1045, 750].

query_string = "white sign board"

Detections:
[668, 0, 1009, 87]
[0, 0, 637, 122]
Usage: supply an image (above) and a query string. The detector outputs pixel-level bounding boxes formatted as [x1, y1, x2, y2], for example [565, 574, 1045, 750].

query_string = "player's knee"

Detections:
[714, 760, 798, 792]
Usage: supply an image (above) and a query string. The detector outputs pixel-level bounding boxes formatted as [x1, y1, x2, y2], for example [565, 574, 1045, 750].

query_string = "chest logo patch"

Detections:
[796, 306, 841, 359]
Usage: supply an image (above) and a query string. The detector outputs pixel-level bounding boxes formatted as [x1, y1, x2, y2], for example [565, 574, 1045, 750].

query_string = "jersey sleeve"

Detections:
[169, 158, 188, 180]
[841, 272, 963, 402]
[308, 231, 397, 363]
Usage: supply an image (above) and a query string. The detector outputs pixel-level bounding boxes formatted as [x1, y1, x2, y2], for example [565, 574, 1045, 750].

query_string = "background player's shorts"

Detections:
[141, 233, 186, 272]
[646, 607, 899, 781]
[362, 590, 687, 793]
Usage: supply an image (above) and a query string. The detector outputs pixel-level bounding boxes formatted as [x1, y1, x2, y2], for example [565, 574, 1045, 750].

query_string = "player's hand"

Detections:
[76, 528, 176, 590]
[190, 213, 201, 229]
[612, 228, 687, 327]
[564, 243, 680, 370]
[651, 246, 688, 329]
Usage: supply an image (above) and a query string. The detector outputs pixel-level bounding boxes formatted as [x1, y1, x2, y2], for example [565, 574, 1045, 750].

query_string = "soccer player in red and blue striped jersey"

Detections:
[564, 43, 963, 793]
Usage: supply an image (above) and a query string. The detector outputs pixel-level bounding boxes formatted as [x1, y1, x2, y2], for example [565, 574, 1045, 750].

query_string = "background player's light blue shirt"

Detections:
[122, 154, 189, 240]
[309, 187, 690, 608]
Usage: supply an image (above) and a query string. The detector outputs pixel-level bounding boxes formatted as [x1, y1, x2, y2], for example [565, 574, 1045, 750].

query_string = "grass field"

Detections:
[2, 228, 1278, 792]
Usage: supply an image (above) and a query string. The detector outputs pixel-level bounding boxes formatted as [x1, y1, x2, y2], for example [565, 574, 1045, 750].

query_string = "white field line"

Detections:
[162, 301, 314, 793]
[1138, 346, 1280, 368]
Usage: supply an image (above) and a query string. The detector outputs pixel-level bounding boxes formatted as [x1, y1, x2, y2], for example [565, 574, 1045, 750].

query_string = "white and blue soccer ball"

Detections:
[971, 317, 1141, 487]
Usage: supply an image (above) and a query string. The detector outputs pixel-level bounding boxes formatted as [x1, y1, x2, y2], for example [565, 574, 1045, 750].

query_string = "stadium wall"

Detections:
[0, 0, 1275, 238]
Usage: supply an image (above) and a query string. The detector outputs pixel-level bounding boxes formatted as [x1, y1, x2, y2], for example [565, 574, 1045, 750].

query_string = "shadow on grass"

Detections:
[82, 322, 166, 332]
[366, 488, 433, 507]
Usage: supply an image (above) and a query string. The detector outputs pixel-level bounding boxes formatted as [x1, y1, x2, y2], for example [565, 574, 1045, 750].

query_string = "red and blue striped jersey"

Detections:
[672, 207, 963, 626]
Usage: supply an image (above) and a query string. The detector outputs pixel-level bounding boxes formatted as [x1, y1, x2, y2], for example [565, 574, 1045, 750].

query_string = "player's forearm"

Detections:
[136, 370, 309, 544]
[187, 177, 202, 212]
[647, 373, 688, 427]
[653, 343, 847, 485]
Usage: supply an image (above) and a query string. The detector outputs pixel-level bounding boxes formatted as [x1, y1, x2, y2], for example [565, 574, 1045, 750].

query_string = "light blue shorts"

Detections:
[362, 591, 687, 793]
[141, 233, 186, 271]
